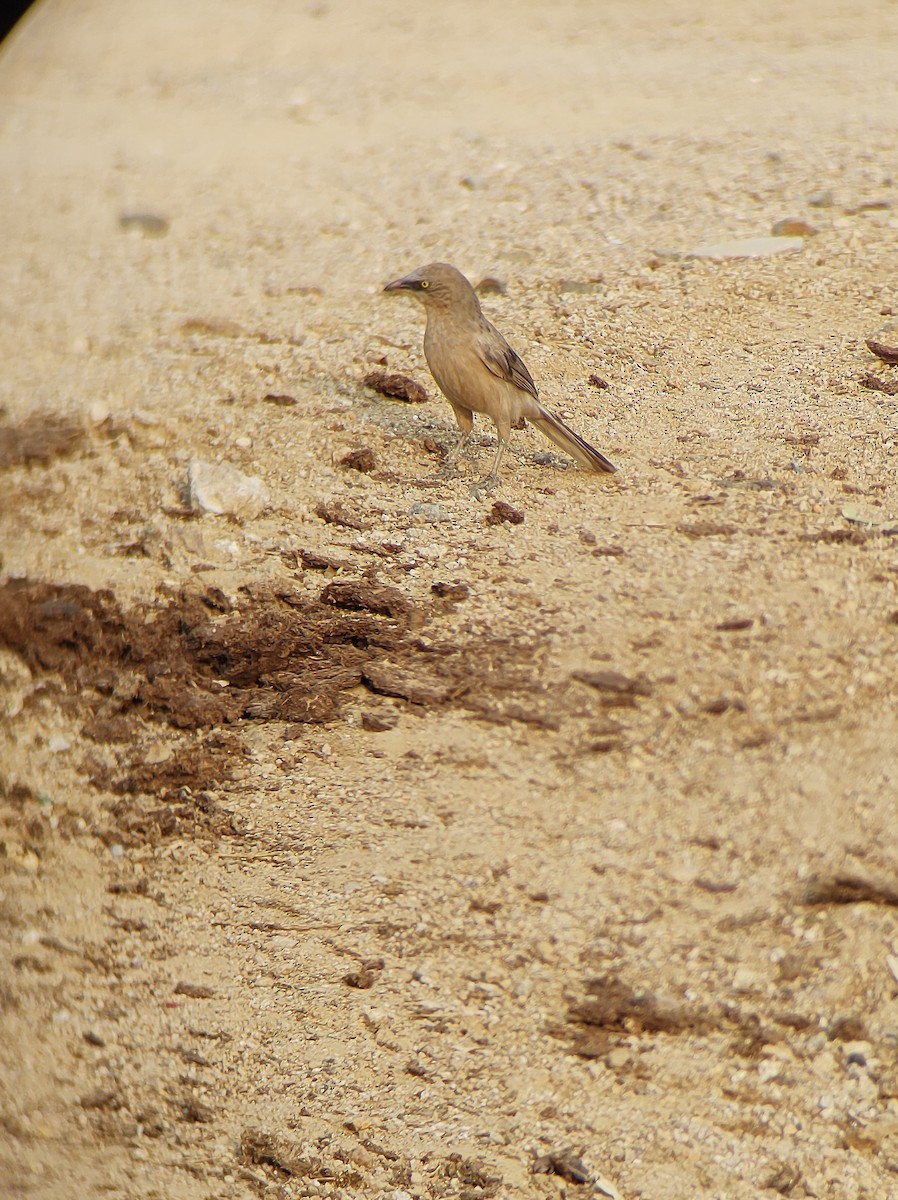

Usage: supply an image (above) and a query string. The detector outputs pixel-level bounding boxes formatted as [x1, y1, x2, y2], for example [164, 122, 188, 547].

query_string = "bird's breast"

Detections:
[424, 316, 491, 410]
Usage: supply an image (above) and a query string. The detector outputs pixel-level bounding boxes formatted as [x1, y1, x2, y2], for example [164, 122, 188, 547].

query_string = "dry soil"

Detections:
[2, 3, 898, 1199]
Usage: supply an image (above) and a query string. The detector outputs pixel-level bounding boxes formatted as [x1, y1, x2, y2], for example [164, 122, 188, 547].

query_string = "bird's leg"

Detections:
[440, 428, 474, 476]
[439, 406, 476, 478]
[471, 439, 506, 496]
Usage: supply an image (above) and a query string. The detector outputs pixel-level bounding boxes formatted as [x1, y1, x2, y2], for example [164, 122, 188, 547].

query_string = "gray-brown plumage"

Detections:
[383, 262, 616, 489]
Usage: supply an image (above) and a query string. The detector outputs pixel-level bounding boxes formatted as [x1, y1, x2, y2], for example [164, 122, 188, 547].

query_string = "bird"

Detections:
[383, 262, 616, 490]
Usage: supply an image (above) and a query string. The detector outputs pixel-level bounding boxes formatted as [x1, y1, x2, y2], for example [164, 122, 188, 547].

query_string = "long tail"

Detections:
[530, 406, 617, 474]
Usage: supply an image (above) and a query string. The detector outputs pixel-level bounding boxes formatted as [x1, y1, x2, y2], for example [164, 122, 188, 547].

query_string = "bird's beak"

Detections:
[383, 275, 412, 293]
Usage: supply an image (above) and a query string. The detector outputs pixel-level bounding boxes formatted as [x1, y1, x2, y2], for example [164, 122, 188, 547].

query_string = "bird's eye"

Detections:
[419, 280, 430, 289]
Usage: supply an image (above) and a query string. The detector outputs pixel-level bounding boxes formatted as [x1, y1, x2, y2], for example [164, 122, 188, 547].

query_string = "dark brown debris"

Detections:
[826, 1014, 869, 1041]
[569, 975, 713, 1040]
[361, 709, 399, 732]
[363, 370, 428, 403]
[180, 1096, 215, 1123]
[119, 212, 169, 237]
[801, 871, 898, 907]
[802, 529, 868, 545]
[363, 661, 457, 706]
[702, 696, 745, 715]
[436, 1156, 502, 1197]
[0, 411, 87, 469]
[247, 686, 347, 725]
[719, 472, 781, 492]
[572, 669, 653, 698]
[587, 374, 610, 389]
[431, 581, 470, 602]
[262, 392, 298, 406]
[860, 371, 898, 395]
[340, 447, 377, 472]
[315, 499, 369, 530]
[103, 790, 234, 845]
[240, 1129, 312, 1178]
[694, 876, 739, 893]
[865, 339, 898, 366]
[79, 1089, 122, 1111]
[321, 579, 414, 620]
[342, 968, 376, 989]
[200, 586, 233, 614]
[585, 737, 622, 753]
[174, 981, 216, 999]
[774, 955, 804, 984]
[0, 578, 409, 794]
[532, 1148, 592, 1185]
[564, 979, 710, 1056]
[0, 576, 552, 817]
[177, 1046, 210, 1067]
[677, 521, 738, 538]
[846, 200, 892, 215]
[0, 579, 126, 675]
[561, 973, 772, 1061]
[799, 704, 842, 734]
[296, 547, 354, 572]
[486, 499, 525, 526]
[740, 730, 775, 749]
[716, 617, 754, 632]
[352, 539, 405, 560]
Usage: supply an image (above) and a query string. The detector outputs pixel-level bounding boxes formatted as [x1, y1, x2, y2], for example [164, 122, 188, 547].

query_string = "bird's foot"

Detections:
[469, 472, 500, 498]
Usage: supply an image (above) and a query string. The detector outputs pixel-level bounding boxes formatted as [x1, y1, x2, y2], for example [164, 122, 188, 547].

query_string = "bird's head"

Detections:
[383, 262, 479, 314]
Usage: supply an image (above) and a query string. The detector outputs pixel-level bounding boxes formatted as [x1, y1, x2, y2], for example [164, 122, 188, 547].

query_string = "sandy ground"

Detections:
[2, 2, 898, 1198]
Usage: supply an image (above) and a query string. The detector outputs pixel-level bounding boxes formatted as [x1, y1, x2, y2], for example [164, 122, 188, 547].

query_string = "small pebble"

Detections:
[409, 502, 451, 523]
[118, 212, 169, 237]
[772, 217, 818, 236]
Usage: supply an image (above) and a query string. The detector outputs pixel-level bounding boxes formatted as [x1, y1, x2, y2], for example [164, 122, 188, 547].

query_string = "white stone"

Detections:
[732, 966, 764, 992]
[188, 459, 270, 519]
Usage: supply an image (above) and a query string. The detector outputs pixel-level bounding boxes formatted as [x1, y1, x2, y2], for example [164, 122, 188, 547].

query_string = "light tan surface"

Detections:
[2, 2, 898, 1197]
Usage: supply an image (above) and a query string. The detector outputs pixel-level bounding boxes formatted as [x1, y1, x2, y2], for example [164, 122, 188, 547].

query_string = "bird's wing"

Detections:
[476, 322, 539, 399]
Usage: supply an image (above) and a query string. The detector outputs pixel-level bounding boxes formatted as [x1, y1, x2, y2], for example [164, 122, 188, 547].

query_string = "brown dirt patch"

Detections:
[0, 575, 564, 806]
[0, 576, 415, 736]
[0, 411, 87, 468]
